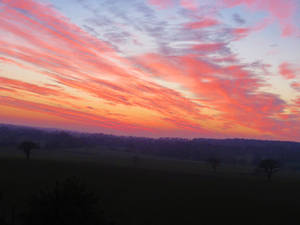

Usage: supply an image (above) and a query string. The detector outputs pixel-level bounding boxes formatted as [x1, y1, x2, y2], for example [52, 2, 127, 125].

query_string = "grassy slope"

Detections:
[1, 150, 300, 225]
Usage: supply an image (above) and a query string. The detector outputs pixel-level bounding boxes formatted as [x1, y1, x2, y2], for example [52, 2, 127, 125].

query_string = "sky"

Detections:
[0, 0, 300, 141]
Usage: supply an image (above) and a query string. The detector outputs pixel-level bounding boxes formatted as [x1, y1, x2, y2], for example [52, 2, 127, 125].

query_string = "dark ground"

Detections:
[1, 153, 300, 225]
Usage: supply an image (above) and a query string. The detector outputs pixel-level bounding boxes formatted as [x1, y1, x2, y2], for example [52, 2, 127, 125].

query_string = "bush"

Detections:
[22, 177, 112, 225]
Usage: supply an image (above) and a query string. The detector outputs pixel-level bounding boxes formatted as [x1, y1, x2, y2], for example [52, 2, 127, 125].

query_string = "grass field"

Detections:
[1, 149, 300, 225]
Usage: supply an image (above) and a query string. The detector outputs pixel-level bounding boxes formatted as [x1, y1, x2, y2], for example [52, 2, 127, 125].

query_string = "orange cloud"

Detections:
[134, 52, 291, 136]
[0, 77, 61, 96]
[0, 0, 299, 141]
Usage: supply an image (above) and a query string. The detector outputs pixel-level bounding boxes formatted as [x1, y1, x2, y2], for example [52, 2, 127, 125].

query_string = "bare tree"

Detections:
[207, 157, 221, 173]
[18, 141, 39, 160]
[258, 159, 281, 181]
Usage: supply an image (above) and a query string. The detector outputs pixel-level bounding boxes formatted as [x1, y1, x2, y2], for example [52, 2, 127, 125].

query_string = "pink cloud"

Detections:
[231, 17, 272, 40]
[184, 18, 219, 29]
[148, 0, 173, 9]
[180, 0, 198, 11]
[222, 0, 299, 37]
[279, 63, 298, 79]
[192, 43, 225, 52]
[223, 0, 295, 19]
[134, 52, 292, 137]
[231, 27, 252, 40]
[291, 82, 300, 91]
[0, 77, 61, 96]
[0, 0, 299, 141]
[0, 76, 80, 101]
[0, 0, 205, 134]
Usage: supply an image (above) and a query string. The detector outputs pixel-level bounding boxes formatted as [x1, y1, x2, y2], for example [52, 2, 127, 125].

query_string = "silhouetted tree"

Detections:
[22, 177, 111, 225]
[18, 141, 39, 160]
[207, 157, 221, 173]
[258, 159, 281, 181]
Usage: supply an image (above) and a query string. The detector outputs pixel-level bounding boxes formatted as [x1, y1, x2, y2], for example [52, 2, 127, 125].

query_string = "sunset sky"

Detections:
[0, 0, 300, 141]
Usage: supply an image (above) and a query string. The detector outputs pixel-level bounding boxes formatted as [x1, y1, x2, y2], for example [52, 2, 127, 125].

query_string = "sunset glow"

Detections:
[0, 0, 300, 141]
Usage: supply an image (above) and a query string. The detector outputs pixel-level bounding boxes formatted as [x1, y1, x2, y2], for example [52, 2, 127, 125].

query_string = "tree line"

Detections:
[1, 124, 299, 168]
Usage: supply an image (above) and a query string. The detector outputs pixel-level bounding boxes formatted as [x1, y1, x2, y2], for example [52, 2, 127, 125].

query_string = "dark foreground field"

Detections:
[1, 152, 300, 225]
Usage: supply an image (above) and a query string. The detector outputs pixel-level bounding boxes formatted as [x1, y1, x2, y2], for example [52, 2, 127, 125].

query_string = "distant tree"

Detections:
[22, 177, 112, 225]
[258, 159, 281, 181]
[207, 157, 221, 173]
[18, 141, 39, 160]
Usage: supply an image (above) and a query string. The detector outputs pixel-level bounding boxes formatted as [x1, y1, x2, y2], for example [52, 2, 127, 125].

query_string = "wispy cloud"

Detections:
[222, 0, 300, 36]
[0, 0, 299, 140]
